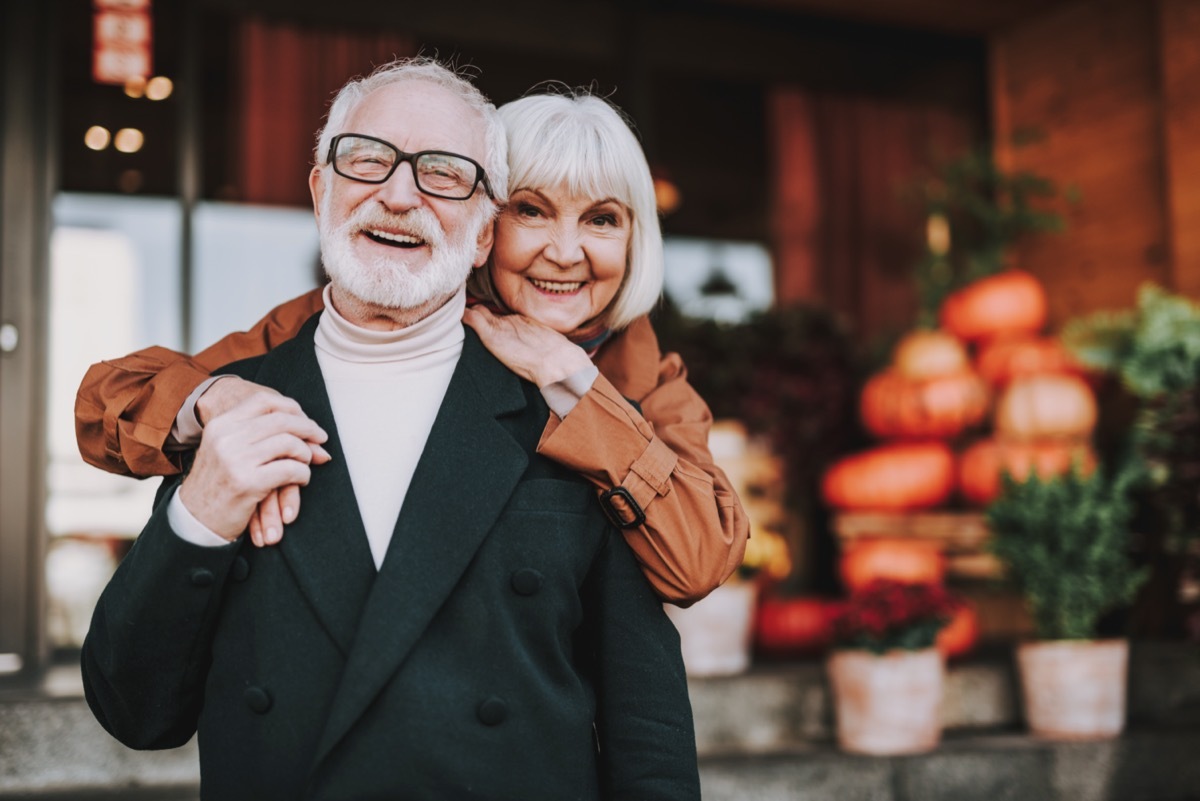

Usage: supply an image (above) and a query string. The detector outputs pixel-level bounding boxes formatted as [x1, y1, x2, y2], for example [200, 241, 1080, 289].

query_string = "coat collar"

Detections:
[261, 312, 532, 766]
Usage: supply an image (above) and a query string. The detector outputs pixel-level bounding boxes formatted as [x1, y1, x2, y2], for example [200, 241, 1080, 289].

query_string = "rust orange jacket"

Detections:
[74, 289, 749, 605]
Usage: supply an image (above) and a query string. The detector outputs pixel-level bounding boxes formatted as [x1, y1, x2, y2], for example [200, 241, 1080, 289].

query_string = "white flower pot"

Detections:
[665, 580, 757, 677]
[1016, 638, 1129, 740]
[827, 647, 945, 755]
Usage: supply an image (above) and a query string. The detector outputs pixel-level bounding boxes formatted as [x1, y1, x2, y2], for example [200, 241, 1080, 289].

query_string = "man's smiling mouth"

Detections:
[363, 228, 426, 249]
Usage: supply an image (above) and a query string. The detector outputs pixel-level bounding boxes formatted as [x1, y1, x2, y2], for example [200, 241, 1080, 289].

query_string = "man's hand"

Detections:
[197, 377, 330, 546]
[178, 394, 330, 541]
[463, 306, 593, 387]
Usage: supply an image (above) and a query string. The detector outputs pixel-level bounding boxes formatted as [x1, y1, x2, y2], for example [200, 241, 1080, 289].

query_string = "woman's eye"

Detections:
[591, 213, 619, 227]
[516, 203, 542, 218]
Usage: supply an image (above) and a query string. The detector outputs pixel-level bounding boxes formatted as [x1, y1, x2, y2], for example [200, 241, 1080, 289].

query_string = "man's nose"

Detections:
[377, 162, 424, 210]
[544, 224, 585, 267]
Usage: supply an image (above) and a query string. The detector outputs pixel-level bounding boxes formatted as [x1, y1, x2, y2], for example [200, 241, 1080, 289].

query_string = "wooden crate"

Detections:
[832, 511, 1004, 580]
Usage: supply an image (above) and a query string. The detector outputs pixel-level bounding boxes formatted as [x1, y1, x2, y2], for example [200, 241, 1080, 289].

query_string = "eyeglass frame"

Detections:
[325, 133, 495, 201]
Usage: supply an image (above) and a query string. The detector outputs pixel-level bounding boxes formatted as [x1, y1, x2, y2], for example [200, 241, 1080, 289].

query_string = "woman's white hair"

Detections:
[314, 57, 509, 208]
[468, 89, 663, 331]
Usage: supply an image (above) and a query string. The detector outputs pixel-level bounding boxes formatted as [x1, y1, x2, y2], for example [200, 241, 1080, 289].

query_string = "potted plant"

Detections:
[665, 516, 793, 678]
[826, 579, 960, 755]
[986, 465, 1149, 739]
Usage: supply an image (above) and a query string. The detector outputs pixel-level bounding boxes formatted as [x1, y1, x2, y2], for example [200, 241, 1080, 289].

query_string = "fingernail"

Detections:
[266, 527, 279, 544]
[283, 506, 295, 523]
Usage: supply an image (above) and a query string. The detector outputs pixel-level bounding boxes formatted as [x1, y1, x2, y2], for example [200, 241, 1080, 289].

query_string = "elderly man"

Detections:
[82, 58, 699, 801]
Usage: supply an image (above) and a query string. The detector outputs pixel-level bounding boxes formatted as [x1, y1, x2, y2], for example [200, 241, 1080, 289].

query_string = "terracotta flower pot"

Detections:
[665, 580, 757, 677]
[826, 647, 945, 755]
[1016, 638, 1129, 740]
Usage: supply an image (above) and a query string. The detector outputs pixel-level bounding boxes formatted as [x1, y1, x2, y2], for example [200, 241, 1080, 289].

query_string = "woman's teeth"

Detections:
[529, 278, 584, 294]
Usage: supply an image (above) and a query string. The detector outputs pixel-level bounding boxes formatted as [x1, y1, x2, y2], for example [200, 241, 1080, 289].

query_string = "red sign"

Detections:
[92, 1, 152, 85]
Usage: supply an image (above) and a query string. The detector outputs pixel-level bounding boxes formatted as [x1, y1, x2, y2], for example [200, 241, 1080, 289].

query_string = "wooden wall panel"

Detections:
[991, 0, 1172, 324]
[1161, 0, 1200, 296]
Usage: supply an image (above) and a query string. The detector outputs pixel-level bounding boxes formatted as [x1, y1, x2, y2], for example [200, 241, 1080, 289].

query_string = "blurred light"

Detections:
[146, 76, 173, 101]
[113, 128, 144, 153]
[117, 169, 143, 193]
[123, 75, 146, 98]
[84, 126, 111, 151]
[927, 214, 951, 256]
[654, 177, 682, 215]
[0, 653, 22, 674]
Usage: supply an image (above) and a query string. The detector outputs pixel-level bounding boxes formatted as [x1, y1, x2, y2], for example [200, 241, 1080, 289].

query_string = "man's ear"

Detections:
[472, 214, 495, 268]
[309, 167, 325, 221]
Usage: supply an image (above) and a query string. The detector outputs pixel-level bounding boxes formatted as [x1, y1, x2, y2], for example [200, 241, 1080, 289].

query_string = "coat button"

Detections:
[244, 686, 272, 714]
[190, 568, 214, 587]
[477, 696, 507, 726]
[231, 556, 251, 582]
[510, 568, 544, 596]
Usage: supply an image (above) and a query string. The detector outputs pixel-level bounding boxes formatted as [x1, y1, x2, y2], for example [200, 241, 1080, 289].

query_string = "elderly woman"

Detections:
[75, 88, 748, 606]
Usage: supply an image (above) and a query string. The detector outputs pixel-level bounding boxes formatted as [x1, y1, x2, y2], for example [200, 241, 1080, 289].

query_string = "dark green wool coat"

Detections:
[82, 316, 699, 801]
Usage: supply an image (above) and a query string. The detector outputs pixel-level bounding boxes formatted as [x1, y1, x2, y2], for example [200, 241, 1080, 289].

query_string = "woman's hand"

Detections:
[463, 305, 594, 387]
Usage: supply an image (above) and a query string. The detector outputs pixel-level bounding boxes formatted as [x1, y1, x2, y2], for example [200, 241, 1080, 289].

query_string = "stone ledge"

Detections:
[699, 729, 1200, 801]
[1, 643, 1195, 797]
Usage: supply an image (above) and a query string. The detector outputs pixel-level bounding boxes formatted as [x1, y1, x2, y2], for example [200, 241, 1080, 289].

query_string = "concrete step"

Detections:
[699, 729, 1200, 801]
[1, 643, 1196, 798]
[688, 641, 1200, 756]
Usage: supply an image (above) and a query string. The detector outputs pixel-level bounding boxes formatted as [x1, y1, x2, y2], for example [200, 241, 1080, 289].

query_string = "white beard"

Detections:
[319, 192, 485, 311]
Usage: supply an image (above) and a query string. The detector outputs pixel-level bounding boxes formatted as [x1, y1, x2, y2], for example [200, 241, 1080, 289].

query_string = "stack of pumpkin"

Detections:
[809, 270, 1100, 656]
[823, 270, 1098, 513]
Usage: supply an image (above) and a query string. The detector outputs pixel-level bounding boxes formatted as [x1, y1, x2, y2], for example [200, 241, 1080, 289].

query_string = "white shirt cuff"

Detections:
[167, 375, 231, 450]
[540, 364, 599, 419]
[167, 487, 239, 547]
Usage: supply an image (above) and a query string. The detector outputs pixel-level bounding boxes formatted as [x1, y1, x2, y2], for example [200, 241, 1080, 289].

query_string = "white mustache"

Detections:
[348, 206, 445, 246]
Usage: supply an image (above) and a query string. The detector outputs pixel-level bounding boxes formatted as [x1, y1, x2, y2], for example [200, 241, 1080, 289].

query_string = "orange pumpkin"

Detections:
[975, 335, 1083, 387]
[755, 596, 841, 656]
[958, 437, 1098, 505]
[860, 370, 989, 440]
[940, 270, 1048, 342]
[893, 329, 969, 379]
[839, 538, 946, 593]
[995, 374, 1098, 441]
[936, 600, 980, 659]
[822, 442, 956, 511]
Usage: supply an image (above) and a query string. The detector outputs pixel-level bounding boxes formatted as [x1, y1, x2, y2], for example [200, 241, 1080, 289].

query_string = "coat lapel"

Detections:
[313, 329, 531, 765]
[257, 316, 377, 656]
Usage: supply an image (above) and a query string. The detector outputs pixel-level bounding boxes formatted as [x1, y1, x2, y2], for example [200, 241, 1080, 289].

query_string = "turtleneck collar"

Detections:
[315, 284, 466, 364]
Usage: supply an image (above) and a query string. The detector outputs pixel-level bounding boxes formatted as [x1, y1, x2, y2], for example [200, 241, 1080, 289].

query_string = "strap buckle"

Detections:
[599, 486, 646, 529]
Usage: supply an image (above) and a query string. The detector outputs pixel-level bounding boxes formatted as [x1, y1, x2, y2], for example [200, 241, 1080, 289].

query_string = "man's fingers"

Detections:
[309, 443, 332, 464]
[251, 432, 319, 466]
[258, 489, 285, 546]
[248, 508, 264, 548]
[278, 484, 302, 525]
[260, 459, 312, 491]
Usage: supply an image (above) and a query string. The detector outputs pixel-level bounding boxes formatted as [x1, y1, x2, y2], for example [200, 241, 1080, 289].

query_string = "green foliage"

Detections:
[1062, 284, 1200, 399]
[1062, 284, 1200, 549]
[986, 465, 1149, 641]
[911, 143, 1067, 326]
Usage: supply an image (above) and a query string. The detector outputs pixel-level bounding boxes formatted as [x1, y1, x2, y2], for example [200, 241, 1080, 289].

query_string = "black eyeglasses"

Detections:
[326, 133, 494, 201]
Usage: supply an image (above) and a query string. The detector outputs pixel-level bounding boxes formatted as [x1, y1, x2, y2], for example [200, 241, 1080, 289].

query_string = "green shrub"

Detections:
[986, 465, 1148, 641]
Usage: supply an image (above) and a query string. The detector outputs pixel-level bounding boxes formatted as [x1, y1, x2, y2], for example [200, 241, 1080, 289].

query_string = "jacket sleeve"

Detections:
[584, 527, 701, 801]
[537, 336, 750, 606]
[74, 288, 325, 477]
[81, 478, 242, 750]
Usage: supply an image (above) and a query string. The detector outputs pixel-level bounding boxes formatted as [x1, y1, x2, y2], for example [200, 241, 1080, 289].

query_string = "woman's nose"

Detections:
[544, 224, 585, 267]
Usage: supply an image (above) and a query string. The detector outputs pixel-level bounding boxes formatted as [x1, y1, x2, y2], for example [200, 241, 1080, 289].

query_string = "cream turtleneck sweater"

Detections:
[313, 285, 464, 568]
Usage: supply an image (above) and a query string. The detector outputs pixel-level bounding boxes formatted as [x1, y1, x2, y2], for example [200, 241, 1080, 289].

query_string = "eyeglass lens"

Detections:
[333, 135, 480, 199]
